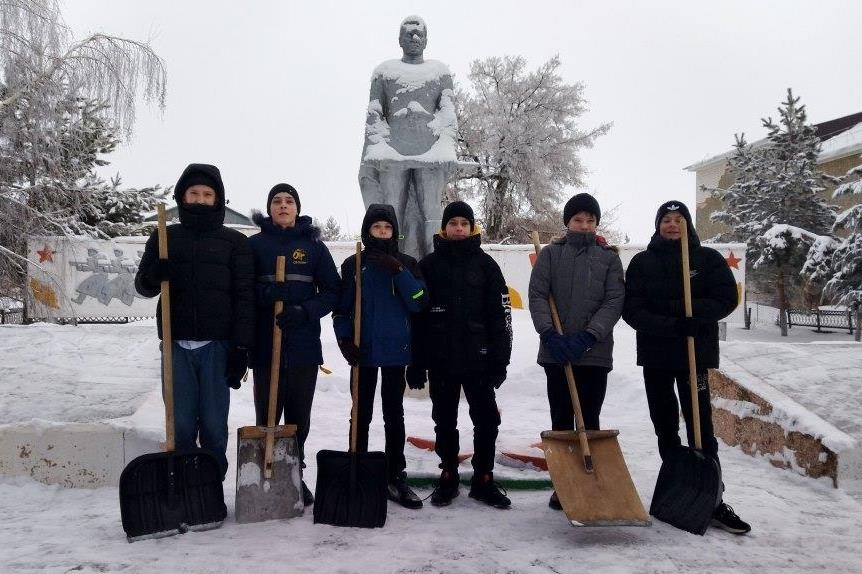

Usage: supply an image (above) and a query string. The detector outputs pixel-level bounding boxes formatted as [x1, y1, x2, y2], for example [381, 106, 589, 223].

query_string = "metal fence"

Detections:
[786, 308, 855, 334]
[0, 308, 24, 324]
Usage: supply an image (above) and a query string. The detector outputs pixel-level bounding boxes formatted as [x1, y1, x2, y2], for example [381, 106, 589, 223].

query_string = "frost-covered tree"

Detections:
[0, 0, 166, 137]
[455, 55, 611, 242]
[316, 216, 344, 241]
[0, 0, 167, 299]
[80, 175, 170, 238]
[807, 164, 862, 338]
[709, 89, 836, 332]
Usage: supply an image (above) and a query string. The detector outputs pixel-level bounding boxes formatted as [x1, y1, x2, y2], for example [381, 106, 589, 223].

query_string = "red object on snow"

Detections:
[406, 436, 472, 464]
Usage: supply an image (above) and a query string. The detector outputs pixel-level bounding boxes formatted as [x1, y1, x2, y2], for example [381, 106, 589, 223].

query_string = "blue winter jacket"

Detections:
[249, 213, 340, 369]
[333, 251, 427, 367]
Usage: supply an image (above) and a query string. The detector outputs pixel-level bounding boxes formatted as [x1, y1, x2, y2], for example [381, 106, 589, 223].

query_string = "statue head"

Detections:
[399, 16, 427, 60]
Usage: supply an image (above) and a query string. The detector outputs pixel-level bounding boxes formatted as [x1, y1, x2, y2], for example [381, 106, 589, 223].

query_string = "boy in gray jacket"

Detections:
[528, 193, 625, 509]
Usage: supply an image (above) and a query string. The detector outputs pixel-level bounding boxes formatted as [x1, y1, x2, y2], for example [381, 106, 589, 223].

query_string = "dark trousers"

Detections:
[166, 341, 230, 478]
[350, 366, 407, 480]
[643, 368, 720, 464]
[429, 370, 501, 475]
[543, 365, 609, 431]
[253, 365, 318, 468]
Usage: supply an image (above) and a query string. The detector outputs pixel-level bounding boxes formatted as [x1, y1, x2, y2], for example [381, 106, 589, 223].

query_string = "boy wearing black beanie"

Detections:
[622, 200, 750, 535]
[528, 192, 624, 510]
[407, 201, 513, 509]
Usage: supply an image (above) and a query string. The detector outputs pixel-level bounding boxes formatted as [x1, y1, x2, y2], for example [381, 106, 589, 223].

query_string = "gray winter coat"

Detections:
[528, 231, 625, 370]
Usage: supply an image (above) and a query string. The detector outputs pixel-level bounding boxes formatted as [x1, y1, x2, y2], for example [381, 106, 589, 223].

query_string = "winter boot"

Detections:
[711, 502, 750, 534]
[469, 472, 511, 509]
[388, 472, 423, 509]
[430, 470, 460, 507]
[301, 480, 314, 507]
[548, 491, 562, 511]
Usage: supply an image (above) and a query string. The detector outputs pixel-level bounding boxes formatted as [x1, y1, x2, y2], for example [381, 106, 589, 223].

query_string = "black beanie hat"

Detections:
[267, 183, 300, 216]
[654, 200, 693, 230]
[441, 201, 475, 230]
[563, 193, 601, 226]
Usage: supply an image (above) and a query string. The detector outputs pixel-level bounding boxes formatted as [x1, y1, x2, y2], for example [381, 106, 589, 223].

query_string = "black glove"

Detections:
[365, 249, 403, 275]
[276, 305, 308, 329]
[540, 330, 572, 364]
[485, 368, 507, 389]
[338, 339, 360, 366]
[566, 331, 597, 363]
[677, 317, 701, 338]
[225, 346, 248, 389]
[264, 282, 292, 303]
[406, 365, 427, 390]
[144, 259, 171, 286]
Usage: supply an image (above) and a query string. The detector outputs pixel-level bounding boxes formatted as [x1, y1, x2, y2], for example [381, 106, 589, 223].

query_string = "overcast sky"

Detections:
[63, 0, 861, 243]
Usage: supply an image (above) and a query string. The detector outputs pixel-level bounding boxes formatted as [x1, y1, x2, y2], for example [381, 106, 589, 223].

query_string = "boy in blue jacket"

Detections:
[333, 204, 427, 509]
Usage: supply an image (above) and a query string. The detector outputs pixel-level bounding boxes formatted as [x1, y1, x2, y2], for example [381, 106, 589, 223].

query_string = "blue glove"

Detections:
[566, 331, 597, 363]
[541, 331, 572, 364]
[276, 305, 308, 329]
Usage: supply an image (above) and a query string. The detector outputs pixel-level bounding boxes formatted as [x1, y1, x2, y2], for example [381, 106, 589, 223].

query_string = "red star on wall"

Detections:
[725, 251, 741, 269]
[36, 245, 55, 263]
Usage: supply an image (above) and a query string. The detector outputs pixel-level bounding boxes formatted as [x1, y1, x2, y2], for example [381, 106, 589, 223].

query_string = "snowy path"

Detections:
[2, 316, 862, 573]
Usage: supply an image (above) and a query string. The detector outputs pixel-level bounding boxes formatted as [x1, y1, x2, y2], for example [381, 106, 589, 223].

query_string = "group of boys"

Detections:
[135, 163, 749, 534]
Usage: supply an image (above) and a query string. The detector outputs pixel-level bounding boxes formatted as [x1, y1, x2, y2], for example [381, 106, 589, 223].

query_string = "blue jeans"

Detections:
[162, 340, 230, 477]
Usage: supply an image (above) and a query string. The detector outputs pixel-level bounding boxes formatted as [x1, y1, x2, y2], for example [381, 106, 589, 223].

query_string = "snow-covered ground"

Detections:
[1, 313, 862, 573]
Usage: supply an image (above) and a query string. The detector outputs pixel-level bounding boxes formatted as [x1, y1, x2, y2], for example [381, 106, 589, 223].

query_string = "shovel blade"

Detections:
[650, 446, 721, 535]
[119, 449, 226, 542]
[234, 425, 303, 523]
[541, 430, 650, 527]
[313, 449, 387, 528]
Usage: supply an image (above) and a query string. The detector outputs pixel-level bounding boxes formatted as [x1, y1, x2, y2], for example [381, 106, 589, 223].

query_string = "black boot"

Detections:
[301, 480, 314, 506]
[548, 491, 562, 510]
[430, 470, 460, 507]
[469, 472, 511, 509]
[711, 502, 750, 534]
[388, 472, 423, 509]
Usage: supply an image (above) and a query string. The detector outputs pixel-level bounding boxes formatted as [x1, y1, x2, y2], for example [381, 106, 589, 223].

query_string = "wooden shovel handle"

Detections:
[264, 256, 286, 478]
[531, 232, 593, 473]
[349, 242, 362, 453]
[679, 222, 703, 449]
[157, 205, 175, 452]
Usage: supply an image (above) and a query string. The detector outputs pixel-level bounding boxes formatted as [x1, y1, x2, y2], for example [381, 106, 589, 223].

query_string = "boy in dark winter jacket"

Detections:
[622, 200, 750, 535]
[407, 201, 513, 509]
[248, 183, 340, 506]
[333, 204, 427, 509]
[135, 163, 254, 479]
[528, 193, 625, 510]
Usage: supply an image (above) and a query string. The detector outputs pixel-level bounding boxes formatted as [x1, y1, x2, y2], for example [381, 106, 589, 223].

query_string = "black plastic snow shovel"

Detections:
[649, 221, 722, 535]
[314, 242, 388, 528]
[531, 232, 649, 527]
[119, 204, 226, 542]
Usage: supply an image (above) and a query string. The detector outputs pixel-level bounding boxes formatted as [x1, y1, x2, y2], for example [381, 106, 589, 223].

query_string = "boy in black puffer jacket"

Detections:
[407, 201, 513, 509]
[135, 163, 254, 479]
[623, 200, 750, 535]
[248, 183, 340, 506]
[333, 204, 427, 509]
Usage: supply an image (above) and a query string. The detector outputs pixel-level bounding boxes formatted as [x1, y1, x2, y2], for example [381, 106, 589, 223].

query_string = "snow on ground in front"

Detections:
[1, 314, 862, 573]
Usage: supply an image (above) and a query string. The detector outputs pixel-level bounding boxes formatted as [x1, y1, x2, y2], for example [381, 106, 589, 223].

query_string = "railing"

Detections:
[786, 308, 855, 334]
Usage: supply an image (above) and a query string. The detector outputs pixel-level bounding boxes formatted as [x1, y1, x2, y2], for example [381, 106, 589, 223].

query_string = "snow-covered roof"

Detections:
[684, 112, 862, 172]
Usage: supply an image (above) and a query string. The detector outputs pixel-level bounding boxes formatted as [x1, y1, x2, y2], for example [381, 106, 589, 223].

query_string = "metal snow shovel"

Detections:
[649, 221, 722, 535]
[314, 242, 388, 528]
[531, 232, 649, 527]
[119, 204, 227, 542]
[235, 255, 304, 523]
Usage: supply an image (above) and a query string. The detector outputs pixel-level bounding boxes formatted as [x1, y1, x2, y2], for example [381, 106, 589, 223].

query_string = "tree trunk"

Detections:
[777, 269, 788, 337]
[485, 179, 508, 240]
[855, 305, 861, 343]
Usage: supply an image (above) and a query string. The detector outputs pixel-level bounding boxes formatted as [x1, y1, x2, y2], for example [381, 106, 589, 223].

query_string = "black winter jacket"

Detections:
[135, 165, 255, 347]
[622, 232, 737, 370]
[413, 231, 512, 375]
